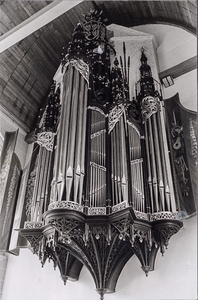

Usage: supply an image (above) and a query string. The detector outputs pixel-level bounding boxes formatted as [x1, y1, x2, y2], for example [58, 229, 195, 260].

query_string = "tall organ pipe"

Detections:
[158, 102, 176, 211]
[142, 104, 176, 213]
[51, 63, 88, 204]
[52, 66, 74, 201]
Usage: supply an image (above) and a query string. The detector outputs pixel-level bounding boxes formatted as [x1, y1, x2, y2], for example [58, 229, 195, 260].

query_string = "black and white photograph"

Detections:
[0, 1, 197, 300]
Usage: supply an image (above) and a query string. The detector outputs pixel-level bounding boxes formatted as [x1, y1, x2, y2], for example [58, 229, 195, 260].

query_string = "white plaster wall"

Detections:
[0, 255, 8, 299]
[162, 69, 197, 112]
[1, 216, 197, 300]
[133, 24, 197, 73]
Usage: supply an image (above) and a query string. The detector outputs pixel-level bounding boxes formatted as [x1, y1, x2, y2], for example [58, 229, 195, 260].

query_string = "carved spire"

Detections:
[37, 81, 60, 134]
[67, 23, 87, 60]
[111, 57, 125, 104]
[139, 48, 155, 98]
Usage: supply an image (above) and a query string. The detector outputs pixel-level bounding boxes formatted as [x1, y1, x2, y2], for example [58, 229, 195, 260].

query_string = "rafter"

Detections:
[0, 0, 83, 53]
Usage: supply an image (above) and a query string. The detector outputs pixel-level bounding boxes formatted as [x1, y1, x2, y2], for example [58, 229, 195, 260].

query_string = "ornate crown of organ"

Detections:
[18, 10, 186, 300]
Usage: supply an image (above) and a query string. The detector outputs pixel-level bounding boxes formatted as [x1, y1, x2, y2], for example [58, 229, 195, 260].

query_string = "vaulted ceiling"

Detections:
[0, 1, 197, 132]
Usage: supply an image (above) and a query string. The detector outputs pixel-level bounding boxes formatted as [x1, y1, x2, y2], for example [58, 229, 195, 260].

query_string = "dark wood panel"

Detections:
[8, 44, 26, 62]
[1, 93, 34, 126]
[0, 1, 53, 34]
[1, 1, 28, 27]
[0, 77, 7, 94]
[4, 78, 39, 113]
[0, 21, 10, 36]
[94, 0, 196, 33]
[1, 49, 20, 69]
[0, 64, 12, 83]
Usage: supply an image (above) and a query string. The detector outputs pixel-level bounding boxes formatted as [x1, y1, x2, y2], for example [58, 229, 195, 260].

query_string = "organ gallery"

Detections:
[0, 9, 197, 300]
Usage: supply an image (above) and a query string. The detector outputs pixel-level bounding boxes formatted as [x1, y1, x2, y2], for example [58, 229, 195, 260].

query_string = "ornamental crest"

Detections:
[108, 104, 125, 133]
[141, 96, 160, 121]
[36, 131, 55, 152]
[64, 59, 89, 84]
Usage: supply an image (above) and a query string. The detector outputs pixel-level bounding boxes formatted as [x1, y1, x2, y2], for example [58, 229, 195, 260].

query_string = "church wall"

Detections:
[133, 24, 197, 74]
[162, 69, 197, 112]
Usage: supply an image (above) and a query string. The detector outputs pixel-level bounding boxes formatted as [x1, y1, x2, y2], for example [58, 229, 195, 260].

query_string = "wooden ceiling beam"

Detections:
[159, 56, 197, 80]
[0, 0, 83, 53]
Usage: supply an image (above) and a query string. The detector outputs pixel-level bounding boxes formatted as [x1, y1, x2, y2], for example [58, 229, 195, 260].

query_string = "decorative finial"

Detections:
[61, 275, 68, 285]
[113, 56, 119, 66]
[140, 48, 147, 63]
[142, 266, 150, 277]
[97, 288, 106, 300]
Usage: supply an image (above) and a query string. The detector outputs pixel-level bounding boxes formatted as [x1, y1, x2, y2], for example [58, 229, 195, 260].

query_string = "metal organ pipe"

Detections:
[120, 115, 128, 202]
[65, 69, 80, 202]
[115, 123, 122, 203]
[28, 146, 54, 222]
[156, 110, 171, 211]
[115, 124, 121, 204]
[147, 117, 159, 212]
[31, 148, 42, 221]
[110, 130, 115, 206]
[158, 102, 176, 211]
[73, 74, 84, 203]
[128, 123, 144, 212]
[37, 148, 48, 220]
[142, 100, 176, 213]
[152, 113, 165, 211]
[144, 122, 154, 213]
[56, 66, 74, 201]
[50, 63, 88, 205]
[44, 149, 53, 212]
[89, 109, 106, 207]
[79, 83, 88, 206]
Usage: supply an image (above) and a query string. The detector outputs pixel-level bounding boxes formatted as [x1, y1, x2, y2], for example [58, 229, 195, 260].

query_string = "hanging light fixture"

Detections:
[20, 10, 182, 300]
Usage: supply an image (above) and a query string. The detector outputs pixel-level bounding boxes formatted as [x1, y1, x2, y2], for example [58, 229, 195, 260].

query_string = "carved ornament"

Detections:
[141, 96, 160, 121]
[64, 59, 89, 84]
[48, 201, 84, 212]
[108, 104, 125, 133]
[36, 131, 55, 152]
[150, 211, 177, 221]
[112, 200, 128, 213]
[88, 207, 106, 215]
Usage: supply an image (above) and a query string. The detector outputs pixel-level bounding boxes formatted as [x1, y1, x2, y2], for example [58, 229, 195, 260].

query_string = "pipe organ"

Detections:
[18, 10, 185, 300]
